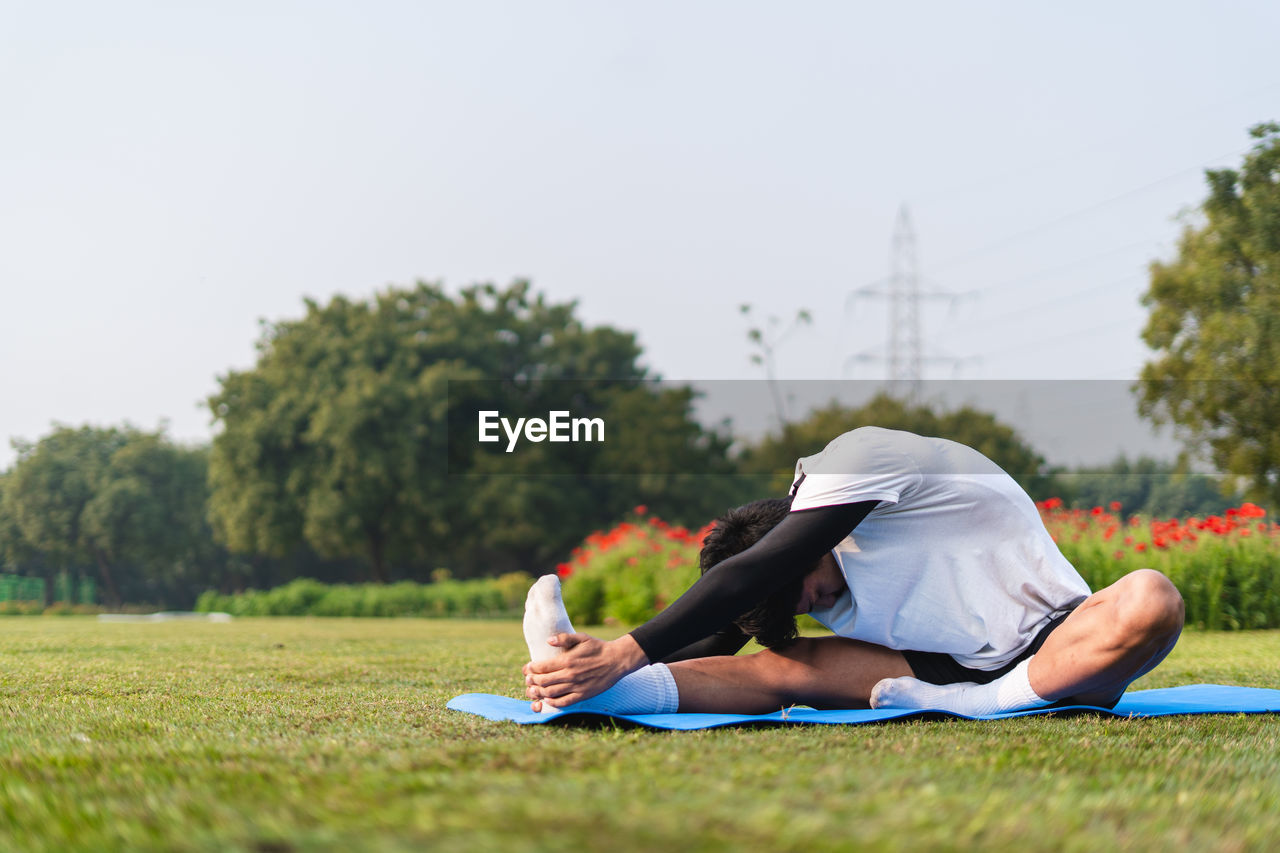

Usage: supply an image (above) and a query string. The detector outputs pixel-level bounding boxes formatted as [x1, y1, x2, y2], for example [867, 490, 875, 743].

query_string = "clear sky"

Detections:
[3, 1, 1277, 470]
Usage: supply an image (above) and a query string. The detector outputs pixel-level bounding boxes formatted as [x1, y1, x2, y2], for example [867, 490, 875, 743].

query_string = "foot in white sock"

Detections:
[869, 658, 1050, 716]
[521, 575, 679, 716]
[523, 574, 575, 664]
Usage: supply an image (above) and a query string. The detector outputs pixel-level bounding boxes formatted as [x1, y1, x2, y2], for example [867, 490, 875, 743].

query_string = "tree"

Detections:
[1138, 122, 1280, 506]
[207, 280, 743, 581]
[207, 287, 456, 583]
[2, 426, 220, 606]
[740, 392, 1060, 498]
[3, 426, 130, 603]
[1058, 456, 1241, 518]
[0, 472, 41, 571]
[81, 437, 229, 606]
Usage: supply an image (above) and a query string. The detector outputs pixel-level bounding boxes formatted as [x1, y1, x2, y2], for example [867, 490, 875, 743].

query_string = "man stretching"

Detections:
[522, 427, 1185, 716]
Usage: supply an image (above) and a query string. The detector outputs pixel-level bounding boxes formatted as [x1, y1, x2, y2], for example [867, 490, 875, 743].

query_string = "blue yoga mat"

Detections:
[447, 684, 1280, 731]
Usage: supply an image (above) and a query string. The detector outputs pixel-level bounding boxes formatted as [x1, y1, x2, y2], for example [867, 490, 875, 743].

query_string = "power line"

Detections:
[913, 81, 1280, 206]
[850, 138, 1255, 381]
[968, 239, 1156, 297]
[929, 144, 1252, 274]
[977, 317, 1135, 360]
[982, 273, 1144, 327]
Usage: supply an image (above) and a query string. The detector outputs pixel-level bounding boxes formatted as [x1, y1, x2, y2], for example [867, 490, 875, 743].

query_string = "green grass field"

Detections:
[2, 618, 1278, 852]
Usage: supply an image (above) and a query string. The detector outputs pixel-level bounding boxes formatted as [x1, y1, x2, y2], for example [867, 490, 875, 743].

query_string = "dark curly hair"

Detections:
[698, 496, 804, 649]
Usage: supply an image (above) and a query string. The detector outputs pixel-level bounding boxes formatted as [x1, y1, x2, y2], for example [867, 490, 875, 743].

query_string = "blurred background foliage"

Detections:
[5, 124, 1278, 620]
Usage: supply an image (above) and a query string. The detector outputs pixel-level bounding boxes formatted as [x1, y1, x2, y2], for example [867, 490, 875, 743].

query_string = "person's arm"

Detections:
[524, 500, 877, 707]
[658, 624, 751, 663]
[629, 499, 877, 662]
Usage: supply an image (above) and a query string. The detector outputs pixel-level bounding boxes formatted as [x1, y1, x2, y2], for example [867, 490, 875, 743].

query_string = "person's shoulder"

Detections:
[825, 426, 923, 452]
[790, 425, 925, 505]
[797, 426, 922, 473]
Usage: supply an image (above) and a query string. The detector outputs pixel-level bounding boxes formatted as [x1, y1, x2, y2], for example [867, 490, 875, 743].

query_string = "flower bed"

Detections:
[558, 501, 1280, 631]
[1041, 499, 1279, 629]
[557, 506, 713, 625]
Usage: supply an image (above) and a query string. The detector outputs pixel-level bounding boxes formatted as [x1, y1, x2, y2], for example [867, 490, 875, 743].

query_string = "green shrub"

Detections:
[0, 600, 44, 616]
[194, 574, 531, 618]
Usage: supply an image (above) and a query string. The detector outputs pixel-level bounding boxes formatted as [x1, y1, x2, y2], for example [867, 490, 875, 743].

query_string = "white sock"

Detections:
[553, 663, 680, 715]
[869, 658, 1050, 716]
[523, 574, 575, 664]
[521, 574, 679, 715]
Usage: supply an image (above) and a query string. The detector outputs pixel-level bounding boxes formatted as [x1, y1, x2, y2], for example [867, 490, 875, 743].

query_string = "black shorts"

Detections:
[901, 607, 1120, 709]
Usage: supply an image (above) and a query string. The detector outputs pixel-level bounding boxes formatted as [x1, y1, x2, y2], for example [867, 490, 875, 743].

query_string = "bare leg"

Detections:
[871, 569, 1185, 714]
[1028, 568, 1184, 706]
[667, 637, 912, 713]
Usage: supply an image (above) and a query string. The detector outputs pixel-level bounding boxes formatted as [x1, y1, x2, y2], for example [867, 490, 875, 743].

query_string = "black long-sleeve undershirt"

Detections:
[658, 624, 751, 663]
[636, 500, 879, 664]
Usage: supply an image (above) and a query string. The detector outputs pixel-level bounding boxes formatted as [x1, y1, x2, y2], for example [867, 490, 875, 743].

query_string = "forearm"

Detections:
[608, 632, 650, 673]
[627, 562, 784, 662]
[629, 500, 877, 662]
[659, 625, 751, 663]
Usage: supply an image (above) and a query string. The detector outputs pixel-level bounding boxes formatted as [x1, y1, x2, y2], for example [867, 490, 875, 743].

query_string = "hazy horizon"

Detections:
[4, 1, 1276, 470]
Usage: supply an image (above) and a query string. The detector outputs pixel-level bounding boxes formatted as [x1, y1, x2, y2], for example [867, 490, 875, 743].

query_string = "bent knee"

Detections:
[1117, 569, 1185, 641]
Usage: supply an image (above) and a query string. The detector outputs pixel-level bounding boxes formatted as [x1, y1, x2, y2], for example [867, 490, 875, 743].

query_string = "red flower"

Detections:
[633, 504, 648, 516]
[1135, 543, 1147, 552]
[1109, 501, 1122, 512]
[1113, 550, 1125, 560]
[1091, 506, 1104, 516]
[556, 563, 572, 578]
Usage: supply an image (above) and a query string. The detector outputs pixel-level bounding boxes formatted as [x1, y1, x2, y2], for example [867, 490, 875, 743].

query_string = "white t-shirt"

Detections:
[793, 426, 1090, 670]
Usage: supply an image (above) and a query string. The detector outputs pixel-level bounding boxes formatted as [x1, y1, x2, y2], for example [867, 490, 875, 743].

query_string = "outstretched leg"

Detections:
[522, 574, 911, 713]
[666, 637, 913, 714]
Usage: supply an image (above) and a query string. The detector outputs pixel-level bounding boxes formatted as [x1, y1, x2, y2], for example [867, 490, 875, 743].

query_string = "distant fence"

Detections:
[0, 575, 44, 602]
[0, 573, 96, 605]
